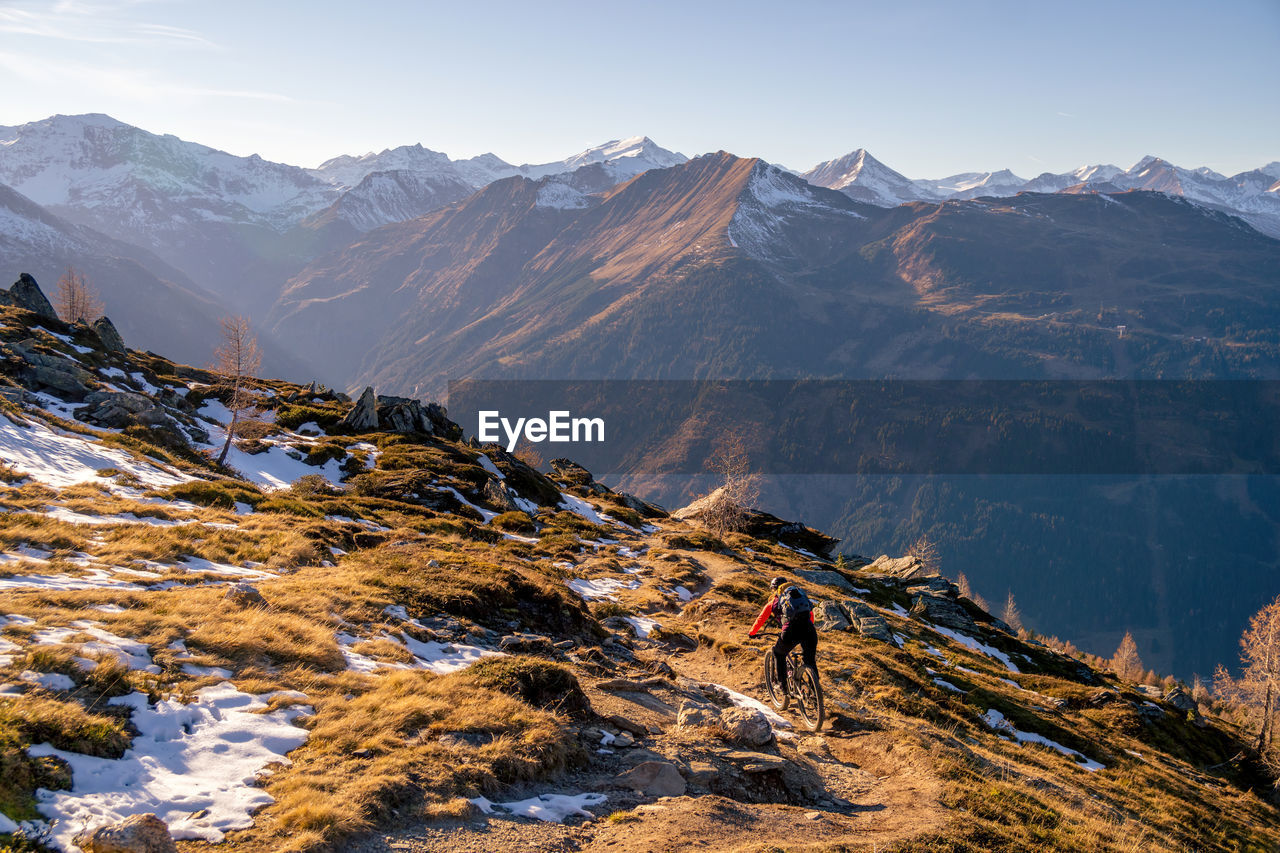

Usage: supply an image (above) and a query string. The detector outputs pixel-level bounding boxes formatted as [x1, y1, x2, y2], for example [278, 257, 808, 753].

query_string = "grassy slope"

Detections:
[0, 304, 1275, 852]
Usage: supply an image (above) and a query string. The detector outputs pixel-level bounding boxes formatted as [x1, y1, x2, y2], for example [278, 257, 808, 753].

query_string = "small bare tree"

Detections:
[212, 316, 262, 467]
[908, 534, 941, 575]
[1239, 594, 1280, 753]
[700, 433, 760, 537]
[1002, 590, 1025, 633]
[55, 265, 104, 323]
[1111, 631, 1144, 682]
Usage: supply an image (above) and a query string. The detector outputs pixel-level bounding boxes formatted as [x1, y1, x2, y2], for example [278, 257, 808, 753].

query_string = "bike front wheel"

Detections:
[763, 651, 789, 711]
[794, 666, 824, 731]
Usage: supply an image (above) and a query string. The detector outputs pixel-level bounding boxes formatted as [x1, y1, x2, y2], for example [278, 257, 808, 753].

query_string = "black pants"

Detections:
[774, 617, 818, 691]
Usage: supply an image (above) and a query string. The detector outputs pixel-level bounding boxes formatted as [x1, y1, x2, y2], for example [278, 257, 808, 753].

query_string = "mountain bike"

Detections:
[756, 632, 824, 731]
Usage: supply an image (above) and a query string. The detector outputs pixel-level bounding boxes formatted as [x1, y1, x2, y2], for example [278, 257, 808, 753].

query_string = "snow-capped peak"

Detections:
[802, 148, 928, 207]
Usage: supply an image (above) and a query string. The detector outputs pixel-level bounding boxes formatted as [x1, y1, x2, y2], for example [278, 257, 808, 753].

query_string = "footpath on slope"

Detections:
[349, 533, 947, 853]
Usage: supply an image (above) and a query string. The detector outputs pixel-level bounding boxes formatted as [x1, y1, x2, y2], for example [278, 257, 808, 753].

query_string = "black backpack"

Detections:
[778, 585, 813, 624]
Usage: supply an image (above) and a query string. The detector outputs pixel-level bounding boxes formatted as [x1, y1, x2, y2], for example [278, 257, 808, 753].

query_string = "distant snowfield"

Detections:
[31, 684, 313, 850]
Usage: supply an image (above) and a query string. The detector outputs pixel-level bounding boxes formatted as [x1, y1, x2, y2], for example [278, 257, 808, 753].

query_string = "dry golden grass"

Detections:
[248, 669, 579, 851]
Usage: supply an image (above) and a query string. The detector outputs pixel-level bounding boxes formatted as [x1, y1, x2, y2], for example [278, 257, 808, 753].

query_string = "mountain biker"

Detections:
[748, 576, 818, 693]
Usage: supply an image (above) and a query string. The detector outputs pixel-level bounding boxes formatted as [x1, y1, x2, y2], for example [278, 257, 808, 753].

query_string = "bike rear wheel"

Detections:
[762, 651, 789, 711]
[794, 666, 824, 731]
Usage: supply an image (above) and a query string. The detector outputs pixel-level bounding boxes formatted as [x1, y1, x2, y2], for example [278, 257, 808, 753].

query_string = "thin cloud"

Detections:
[1057, 111, 1076, 118]
[0, 0, 215, 47]
[0, 50, 295, 104]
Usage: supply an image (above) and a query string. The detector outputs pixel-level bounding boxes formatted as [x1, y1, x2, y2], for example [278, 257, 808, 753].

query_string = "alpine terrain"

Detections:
[0, 275, 1276, 852]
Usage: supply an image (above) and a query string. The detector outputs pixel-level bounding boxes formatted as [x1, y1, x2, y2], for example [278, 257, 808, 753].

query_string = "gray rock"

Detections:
[5, 341, 97, 399]
[855, 617, 896, 644]
[676, 701, 716, 729]
[1164, 686, 1196, 712]
[341, 386, 379, 431]
[796, 568, 860, 593]
[840, 599, 895, 643]
[73, 812, 177, 853]
[904, 576, 959, 597]
[375, 394, 458, 437]
[4, 273, 57, 320]
[93, 316, 127, 353]
[812, 600, 851, 632]
[78, 391, 169, 429]
[608, 714, 649, 738]
[910, 592, 978, 632]
[483, 478, 517, 512]
[615, 761, 686, 797]
[497, 633, 556, 656]
[223, 583, 266, 608]
[863, 554, 929, 581]
[718, 706, 773, 747]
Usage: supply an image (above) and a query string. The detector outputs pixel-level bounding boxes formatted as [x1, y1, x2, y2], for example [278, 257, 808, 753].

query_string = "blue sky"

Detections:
[0, 0, 1276, 176]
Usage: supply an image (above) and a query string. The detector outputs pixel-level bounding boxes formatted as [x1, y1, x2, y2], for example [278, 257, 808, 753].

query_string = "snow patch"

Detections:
[981, 709, 1104, 771]
[470, 792, 607, 823]
[30, 684, 312, 848]
[928, 624, 1021, 674]
[0, 414, 192, 489]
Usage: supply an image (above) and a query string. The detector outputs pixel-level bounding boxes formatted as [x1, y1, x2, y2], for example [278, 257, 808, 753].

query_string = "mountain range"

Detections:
[801, 148, 1280, 238]
[1, 113, 1278, 678]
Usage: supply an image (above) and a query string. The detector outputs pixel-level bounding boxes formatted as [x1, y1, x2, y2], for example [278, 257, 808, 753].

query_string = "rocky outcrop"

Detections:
[338, 387, 460, 437]
[2, 340, 97, 400]
[1165, 685, 1197, 712]
[862, 554, 930, 581]
[78, 391, 170, 429]
[842, 599, 895, 643]
[813, 600, 852, 631]
[377, 394, 456, 437]
[482, 478, 518, 511]
[910, 592, 978, 632]
[0, 273, 58, 320]
[341, 386, 380, 431]
[674, 488, 839, 557]
[73, 813, 177, 853]
[796, 568, 861, 594]
[93, 316, 127, 352]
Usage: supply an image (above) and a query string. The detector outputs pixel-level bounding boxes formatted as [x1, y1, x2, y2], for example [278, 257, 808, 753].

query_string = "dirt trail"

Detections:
[356, 529, 946, 851]
[361, 648, 944, 852]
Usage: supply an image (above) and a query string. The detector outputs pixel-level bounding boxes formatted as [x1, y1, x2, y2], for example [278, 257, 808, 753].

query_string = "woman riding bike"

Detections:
[748, 577, 819, 694]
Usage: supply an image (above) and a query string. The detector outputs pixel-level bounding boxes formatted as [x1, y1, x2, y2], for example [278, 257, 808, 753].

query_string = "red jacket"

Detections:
[749, 594, 814, 635]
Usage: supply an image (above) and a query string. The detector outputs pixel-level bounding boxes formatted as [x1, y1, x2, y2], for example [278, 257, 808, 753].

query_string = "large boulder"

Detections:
[842, 599, 896, 643]
[862, 554, 929, 581]
[78, 391, 169, 429]
[1164, 686, 1197, 712]
[2, 273, 58, 320]
[904, 576, 959, 597]
[73, 813, 177, 853]
[812, 600, 852, 631]
[3, 341, 97, 400]
[796, 568, 861, 594]
[340, 386, 379, 431]
[615, 761, 687, 797]
[910, 593, 978, 632]
[718, 706, 774, 747]
[93, 316, 127, 353]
